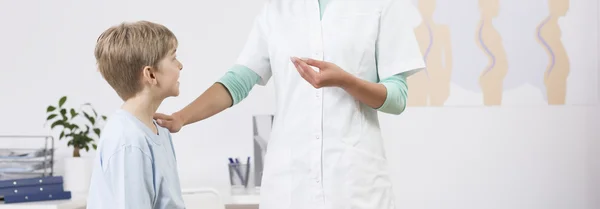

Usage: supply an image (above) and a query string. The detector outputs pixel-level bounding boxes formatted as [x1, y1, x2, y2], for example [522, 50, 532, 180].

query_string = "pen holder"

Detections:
[228, 163, 251, 195]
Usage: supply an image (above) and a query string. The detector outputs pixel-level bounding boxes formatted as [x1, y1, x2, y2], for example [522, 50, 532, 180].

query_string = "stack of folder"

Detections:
[0, 176, 71, 204]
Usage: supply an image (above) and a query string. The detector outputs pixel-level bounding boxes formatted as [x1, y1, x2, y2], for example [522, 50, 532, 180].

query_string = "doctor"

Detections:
[154, 0, 425, 208]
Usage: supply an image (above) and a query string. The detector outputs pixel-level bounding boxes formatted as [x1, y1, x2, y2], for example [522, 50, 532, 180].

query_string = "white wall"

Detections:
[381, 107, 599, 209]
[0, 0, 597, 208]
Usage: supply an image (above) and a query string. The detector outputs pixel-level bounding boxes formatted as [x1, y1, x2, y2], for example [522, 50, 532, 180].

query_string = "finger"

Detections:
[305, 58, 328, 69]
[292, 58, 312, 82]
[291, 57, 309, 74]
[297, 61, 322, 88]
[291, 57, 307, 68]
[153, 113, 173, 121]
[156, 120, 176, 132]
[298, 59, 319, 82]
[291, 57, 302, 73]
[291, 57, 319, 87]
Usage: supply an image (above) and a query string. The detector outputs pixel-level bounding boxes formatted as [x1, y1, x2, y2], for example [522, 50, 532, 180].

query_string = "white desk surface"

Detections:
[0, 193, 260, 209]
[0, 193, 86, 209]
[225, 194, 260, 209]
[230, 194, 260, 205]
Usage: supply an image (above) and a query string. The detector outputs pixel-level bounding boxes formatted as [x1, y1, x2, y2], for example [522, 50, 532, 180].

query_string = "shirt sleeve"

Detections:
[217, 65, 261, 106]
[235, 3, 271, 86]
[377, 73, 408, 115]
[103, 145, 155, 209]
[376, 0, 426, 79]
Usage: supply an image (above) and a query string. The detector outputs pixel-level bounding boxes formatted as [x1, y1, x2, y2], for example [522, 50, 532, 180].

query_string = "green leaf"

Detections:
[46, 106, 56, 112]
[50, 120, 64, 129]
[92, 144, 97, 150]
[58, 96, 67, 107]
[60, 109, 67, 120]
[93, 128, 101, 137]
[70, 108, 77, 118]
[102, 116, 107, 120]
[63, 122, 72, 130]
[46, 114, 57, 120]
[84, 145, 89, 152]
[92, 109, 98, 117]
[84, 112, 96, 125]
[59, 131, 65, 139]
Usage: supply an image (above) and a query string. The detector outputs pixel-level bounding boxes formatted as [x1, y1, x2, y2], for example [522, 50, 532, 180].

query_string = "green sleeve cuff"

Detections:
[217, 65, 261, 106]
[377, 74, 408, 115]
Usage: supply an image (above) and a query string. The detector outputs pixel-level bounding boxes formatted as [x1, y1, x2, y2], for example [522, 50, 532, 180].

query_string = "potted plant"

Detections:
[45, 96, 107, 193]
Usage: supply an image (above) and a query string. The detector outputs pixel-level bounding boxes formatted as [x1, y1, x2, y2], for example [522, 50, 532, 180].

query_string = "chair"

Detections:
[181, 188, 225, 209]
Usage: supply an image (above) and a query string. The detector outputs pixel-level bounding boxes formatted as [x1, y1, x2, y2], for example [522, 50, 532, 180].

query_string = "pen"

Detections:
[244, 156, 251, 188]
[229, 157, 245, 185]
[228, 158, 235, 185]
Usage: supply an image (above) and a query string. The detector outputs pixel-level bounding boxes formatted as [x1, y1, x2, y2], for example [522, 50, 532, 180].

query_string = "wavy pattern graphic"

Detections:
[479, 22, 495, 75]
[537, 16, 555, 73]
[423, 22, 433, 77]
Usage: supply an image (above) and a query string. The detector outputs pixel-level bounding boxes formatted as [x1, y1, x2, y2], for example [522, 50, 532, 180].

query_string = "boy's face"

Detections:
[154, 47, 183, 98]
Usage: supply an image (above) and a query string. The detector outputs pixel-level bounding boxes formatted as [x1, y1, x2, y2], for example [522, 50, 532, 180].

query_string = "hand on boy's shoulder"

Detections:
[154, 113, 183, 133]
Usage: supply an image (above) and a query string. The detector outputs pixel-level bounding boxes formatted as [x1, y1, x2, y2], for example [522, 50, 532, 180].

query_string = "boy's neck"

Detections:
[121, 94, 163, 134]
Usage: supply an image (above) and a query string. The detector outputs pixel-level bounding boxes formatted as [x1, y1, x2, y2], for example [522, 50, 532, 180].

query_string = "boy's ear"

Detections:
[142, 66, 158, 85]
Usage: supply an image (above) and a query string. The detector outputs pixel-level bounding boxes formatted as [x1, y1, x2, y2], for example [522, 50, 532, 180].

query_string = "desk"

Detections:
[0, 193, 86, 209]
[225, 194, 259, 209]
[0, 193, 259, 209]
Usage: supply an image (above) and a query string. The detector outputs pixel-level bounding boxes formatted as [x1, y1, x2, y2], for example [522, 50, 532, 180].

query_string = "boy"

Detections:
[87, 21, 185, 209]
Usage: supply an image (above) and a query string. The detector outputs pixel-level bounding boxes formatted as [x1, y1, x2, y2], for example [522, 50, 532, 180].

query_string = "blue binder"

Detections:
[0, 183, 63, 197]
[0, 176, 62, 188]
[3, 191, 71, 204]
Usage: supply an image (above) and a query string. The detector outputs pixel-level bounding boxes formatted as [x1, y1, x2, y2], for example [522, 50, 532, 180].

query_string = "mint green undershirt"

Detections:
[319, 0, 330, 19]
[217, 0, 408, 115]
[218, 65, 260, 105]
[378, 74, 408, 114]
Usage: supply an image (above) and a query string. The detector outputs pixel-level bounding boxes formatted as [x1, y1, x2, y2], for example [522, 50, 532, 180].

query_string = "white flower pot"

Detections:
[63, 157, 93, 193]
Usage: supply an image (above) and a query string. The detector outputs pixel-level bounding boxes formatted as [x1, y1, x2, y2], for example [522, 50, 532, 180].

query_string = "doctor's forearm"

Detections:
[340, 75, 387, 109]
[174, 83, 232, 126]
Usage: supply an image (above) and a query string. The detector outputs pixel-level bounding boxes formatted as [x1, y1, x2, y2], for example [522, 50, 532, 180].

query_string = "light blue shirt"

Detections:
[87, 109, 185, 209]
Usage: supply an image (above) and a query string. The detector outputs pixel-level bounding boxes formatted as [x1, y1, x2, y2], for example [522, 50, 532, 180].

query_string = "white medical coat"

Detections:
[235, 0, 425, 208]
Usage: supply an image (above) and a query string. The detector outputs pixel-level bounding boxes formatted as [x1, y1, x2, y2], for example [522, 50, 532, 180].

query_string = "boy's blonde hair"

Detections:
[94, 21, 178, 101]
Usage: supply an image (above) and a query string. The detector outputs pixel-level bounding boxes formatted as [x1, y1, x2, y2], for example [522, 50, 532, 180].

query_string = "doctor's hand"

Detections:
[154, 112, 184, 133]
[291, 57, 353, 89]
